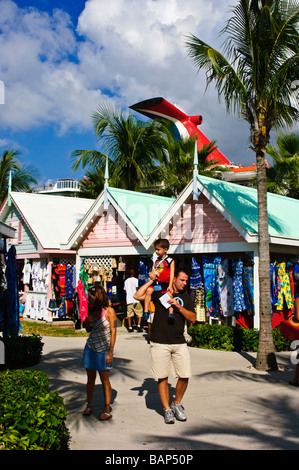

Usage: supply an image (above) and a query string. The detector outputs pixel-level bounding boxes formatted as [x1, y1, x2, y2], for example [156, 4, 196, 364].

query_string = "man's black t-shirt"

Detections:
[150, 291, 195, 344]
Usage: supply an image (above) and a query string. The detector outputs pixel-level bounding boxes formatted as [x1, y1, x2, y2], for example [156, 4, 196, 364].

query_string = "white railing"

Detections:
[33, 178, 80, 193]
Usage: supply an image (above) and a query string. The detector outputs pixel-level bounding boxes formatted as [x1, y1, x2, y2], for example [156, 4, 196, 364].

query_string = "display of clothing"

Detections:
[52, 263, 76, 302]
[12, 246, 297, 332]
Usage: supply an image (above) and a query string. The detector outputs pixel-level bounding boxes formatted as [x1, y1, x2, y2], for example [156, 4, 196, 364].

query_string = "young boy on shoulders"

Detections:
[143, 238, 175, 323]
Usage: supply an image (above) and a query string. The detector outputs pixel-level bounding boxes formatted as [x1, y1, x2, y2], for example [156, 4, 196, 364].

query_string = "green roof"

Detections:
[108, 187, 175, 238]
[197, 175, 299, 240]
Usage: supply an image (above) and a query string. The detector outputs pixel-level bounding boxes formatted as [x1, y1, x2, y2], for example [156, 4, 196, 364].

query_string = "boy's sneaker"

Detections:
[171, 402, 187, 421]
[128, 327, 133, 333]
[164, 408, 175, 424]
[142, 311, 149, 321]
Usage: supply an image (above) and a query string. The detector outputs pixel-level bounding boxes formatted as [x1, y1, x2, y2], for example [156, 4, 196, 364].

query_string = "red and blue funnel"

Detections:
[129, 97, 231, 165]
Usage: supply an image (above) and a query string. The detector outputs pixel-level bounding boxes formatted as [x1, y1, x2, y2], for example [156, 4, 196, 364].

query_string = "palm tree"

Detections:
[186, 0, 299, 371]
[0, 150, 39, 204]
[71, 103, 170, 192]
[77, 164, 106, 199]
[266, 132, 299, 198]
[158, 137, 224, 196]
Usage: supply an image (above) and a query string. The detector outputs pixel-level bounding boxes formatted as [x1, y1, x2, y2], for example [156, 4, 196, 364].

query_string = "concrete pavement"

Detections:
[32, 327, 299, 451]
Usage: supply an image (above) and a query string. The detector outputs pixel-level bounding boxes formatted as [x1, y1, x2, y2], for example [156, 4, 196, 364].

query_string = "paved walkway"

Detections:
[32, 327, 299, 451]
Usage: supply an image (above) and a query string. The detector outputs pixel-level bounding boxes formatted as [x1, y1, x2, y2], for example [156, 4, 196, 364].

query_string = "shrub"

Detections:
[272, 327, 292, 352]
[0, 334, 43, 370]
[188, 323, 292, 352]
[188, 324, 235, 351]
[0, 370, 68, 450]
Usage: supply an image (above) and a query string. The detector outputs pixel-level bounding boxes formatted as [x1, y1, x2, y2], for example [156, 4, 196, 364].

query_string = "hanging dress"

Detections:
[243, 265, 254, 315]
[270, 262, 279, 311]
[212, 256, 222, 316]
[190, 257, 202, 290]
[232, 258, 246, 312]
[218, 259, 234, 317]
[203, 256, 216, 316]
[65, 264, 75, 299]
[276, 261, 293, 311]
[76, 279, 88, 322]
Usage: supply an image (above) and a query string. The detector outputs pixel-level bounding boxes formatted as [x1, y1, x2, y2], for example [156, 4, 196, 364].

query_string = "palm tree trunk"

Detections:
[255, 145, 278, 371]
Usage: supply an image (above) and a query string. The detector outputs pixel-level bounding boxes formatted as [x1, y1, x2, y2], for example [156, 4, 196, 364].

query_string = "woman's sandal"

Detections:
[99, 404, 113, 421]
[82, 405, 93, 416]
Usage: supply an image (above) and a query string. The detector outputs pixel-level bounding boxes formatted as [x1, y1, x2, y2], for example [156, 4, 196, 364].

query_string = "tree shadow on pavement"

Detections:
[143, 392, 299, 450]
[31, 347, 140, 430]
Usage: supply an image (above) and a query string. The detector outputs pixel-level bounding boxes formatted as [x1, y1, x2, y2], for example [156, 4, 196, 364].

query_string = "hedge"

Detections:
[0, 334, 43, 370]
[0, 369, 68, 450]
[188, 323, 292, 352]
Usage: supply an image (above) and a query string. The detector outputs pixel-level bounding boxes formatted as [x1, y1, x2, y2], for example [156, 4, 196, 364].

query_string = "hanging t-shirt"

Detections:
[22, 263, 32, 284]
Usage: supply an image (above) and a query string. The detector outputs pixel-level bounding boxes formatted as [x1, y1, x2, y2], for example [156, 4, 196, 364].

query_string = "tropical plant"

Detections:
[71, 102, 170, 193]
[186, 0, 299, 371]
[77, 164, 106, 199]
[158, 137, 224, 196]
[266, 132, 299, 198]
[0, 150, 39, 204]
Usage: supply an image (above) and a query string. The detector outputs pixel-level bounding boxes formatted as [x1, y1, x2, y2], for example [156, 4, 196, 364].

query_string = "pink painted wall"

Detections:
[80, 193, 243, 249]
[81, 206, 142, 248]
[168, 195, 242, 244]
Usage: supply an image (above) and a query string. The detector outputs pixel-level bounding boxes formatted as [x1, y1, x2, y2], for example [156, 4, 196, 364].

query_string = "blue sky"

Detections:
[0, 0, 297, 186]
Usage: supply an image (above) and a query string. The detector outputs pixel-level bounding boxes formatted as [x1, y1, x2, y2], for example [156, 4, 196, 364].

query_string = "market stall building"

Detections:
[1, 176, 298, 330]
[60, 175, 299, 330]
[0, 192, 94, 321]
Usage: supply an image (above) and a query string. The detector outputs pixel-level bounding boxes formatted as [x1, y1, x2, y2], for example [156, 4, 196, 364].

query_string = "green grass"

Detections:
[20, 320, 88, 338]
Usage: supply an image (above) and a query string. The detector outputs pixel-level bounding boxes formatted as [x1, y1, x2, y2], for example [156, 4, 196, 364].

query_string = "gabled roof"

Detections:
[62, 187, 175, 250]
[196, 175, 299, 245]
[108, 187, 175, 238]
[63, 176, 299, 251]
[5, 192, 94, 249]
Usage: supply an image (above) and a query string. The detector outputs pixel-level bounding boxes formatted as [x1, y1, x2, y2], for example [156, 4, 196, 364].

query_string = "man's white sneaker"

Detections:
[164, 408, 175, 424]
[171, 402, 187, 421]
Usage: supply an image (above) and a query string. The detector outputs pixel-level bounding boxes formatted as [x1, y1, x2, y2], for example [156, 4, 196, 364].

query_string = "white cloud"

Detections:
[0, 0, 273, 165]
[0, 138, 9, 147]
